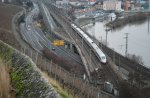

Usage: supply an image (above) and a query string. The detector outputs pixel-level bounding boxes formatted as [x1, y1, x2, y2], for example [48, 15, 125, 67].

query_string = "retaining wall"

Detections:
[0, 40, 61, 98]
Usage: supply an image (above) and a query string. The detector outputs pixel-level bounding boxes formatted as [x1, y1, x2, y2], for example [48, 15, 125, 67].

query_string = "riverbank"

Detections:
[105, 13, 148, 29]
[75, 17, 95, 27]
[76, 16, 105, 27]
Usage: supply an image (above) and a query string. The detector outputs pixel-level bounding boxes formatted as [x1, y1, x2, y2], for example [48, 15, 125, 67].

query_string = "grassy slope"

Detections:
[42, 72, 74, 98]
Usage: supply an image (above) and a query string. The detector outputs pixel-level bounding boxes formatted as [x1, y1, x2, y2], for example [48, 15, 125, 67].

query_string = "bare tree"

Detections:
[127, 54, 144, 65]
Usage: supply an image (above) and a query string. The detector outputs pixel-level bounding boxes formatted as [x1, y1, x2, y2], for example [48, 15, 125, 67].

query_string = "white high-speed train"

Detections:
[71, 23, 107, 63]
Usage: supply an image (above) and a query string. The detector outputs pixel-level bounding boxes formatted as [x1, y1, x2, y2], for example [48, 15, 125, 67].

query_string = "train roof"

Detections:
[92, 43, 105, 56]
[82, 33, 88, 38]
[86, 36, 93, 43]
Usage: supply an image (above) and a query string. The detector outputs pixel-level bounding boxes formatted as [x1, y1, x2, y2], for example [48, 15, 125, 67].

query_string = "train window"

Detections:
[102, 56, 105, 59]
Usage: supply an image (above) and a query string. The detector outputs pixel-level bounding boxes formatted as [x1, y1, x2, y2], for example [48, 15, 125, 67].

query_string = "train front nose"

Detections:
[101, 58, 107, 64]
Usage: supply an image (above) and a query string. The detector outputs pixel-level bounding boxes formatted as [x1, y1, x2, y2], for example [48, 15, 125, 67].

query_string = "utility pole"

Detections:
[148, 17, 149, 33]
[99, 36, 102, 49]
[82, 38, 83, 51]
[93, 27, 95, 42]
[124, 33, 129, 56]
[90, 49, 92, 66]
[105, 29, 108, 46]
[112, 48, 115, 63]
[76, 29, 78, 42]
[119, 44, 124, 50]
[118, 55, 120, 70]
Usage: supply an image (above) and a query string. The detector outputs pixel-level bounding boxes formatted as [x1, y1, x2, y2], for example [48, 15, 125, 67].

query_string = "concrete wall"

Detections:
[0, 40, 61, 98]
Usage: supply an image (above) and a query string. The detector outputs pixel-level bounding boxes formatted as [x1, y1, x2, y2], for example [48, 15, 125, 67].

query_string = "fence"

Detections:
[17, 45, 116, 98]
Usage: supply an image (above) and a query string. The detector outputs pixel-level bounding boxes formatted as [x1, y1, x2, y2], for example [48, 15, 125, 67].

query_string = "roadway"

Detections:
[38, 2, 73, 43]
[19, 2, 83, 68]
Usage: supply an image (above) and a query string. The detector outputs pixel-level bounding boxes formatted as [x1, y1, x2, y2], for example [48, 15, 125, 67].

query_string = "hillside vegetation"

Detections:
[0, 40, 61, 98]
[0, 59, 15, 98]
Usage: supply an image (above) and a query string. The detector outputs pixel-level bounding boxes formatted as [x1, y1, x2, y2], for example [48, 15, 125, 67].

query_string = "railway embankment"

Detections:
[0, 40, 61, 98]
[100, 42, 150, 78]
[106, 13, 148, 29]
[98, 42, 150, 98]
[75, 17, 95, 27]
[84, 32, 150, 98]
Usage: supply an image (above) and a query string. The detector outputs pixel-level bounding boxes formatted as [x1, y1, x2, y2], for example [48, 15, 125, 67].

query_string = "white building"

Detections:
[103, 1, 122, 11]
[88, 0, 96, 5]
[108, 13, 116, 21]
[56, 0, 69, 5]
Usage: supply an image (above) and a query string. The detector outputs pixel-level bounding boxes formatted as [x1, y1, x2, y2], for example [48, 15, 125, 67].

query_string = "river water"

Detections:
[84, 19, 150, 68]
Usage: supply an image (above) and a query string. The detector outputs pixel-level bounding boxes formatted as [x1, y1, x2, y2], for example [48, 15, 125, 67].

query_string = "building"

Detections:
[94, 2, 103, 10]
[124, 1, 131, 11]
[103, 0, 122, 11]
[56, 0, 69, 5]
[88, 0, 96, 5]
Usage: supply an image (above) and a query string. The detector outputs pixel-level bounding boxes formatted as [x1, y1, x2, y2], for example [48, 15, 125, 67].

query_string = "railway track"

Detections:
[72, 29, 100, 71]
[43, 3, 120, 88]
[76, 34, 120, 87]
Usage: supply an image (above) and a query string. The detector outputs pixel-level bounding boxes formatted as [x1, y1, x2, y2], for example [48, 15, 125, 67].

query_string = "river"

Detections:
[83, 19, 150, 68]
